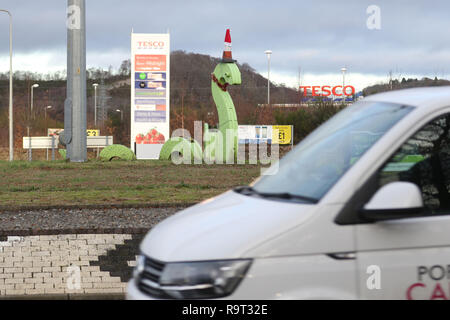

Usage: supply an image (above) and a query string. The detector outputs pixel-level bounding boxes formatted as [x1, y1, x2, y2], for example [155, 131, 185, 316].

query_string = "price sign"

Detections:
[87, 130, 100, 137]
[272, 126, 292, 145]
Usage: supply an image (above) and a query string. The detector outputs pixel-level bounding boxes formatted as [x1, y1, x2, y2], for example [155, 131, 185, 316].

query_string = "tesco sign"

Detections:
[300, 85, 356, 97]
[137, 41, 165, 49]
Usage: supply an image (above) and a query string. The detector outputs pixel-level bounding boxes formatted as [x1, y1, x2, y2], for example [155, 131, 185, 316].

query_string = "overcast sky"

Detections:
[1, 0, 450, 90]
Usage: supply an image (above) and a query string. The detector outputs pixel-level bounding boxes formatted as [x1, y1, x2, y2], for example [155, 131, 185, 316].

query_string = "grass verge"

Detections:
[0, 160, 262, 209]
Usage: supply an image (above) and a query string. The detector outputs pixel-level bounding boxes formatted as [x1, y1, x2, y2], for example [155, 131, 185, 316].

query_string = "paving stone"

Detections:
[7, 256, 23, 262]
[0, 262, 13, 268]
[32, 272, 52, 278]
[32, 261, 51, 268]
[44, 289, 65, 294]
[80, 256, 98, 262]
[93, 282, 124, 289]
[31, 240, 50, 247]
[13, 273, 32, 279]
[53, 240, 69, 247]
[57, 235, 77, 240]
[51, 261, 68, 267]
[84, 288, 122, 294]
[6, 289, 25, 295]
[5, 278, 24, 284]
[81, 266, 100, 272]
[24, 278, 44, 284]
[0, 242, 12, 247]
[45, 278, 63, 284]
[65, 288, 84, 294]
[15, 283, 35, 290]
[81, 283, 93, 289]
[23, 256, 39, 262]
[77, 235, 96, 240]
[0, 252, 13, 258]
[69, 240, 87, 246]
[24, 267, 43, 273]
[17, 251, 31, 257]
[102, 277, 122, 283]
[0, 284, 14, 290]
[31, 251, 51, 257]
[91, 271, 111, 278]
[3, 267, 23, 273]
[69, 250, 88, 256]
[7, 236, 23, 242]
[25, 236, 40, 241]
[14, 262, 33, 268]
[25, 289, 45, 295]
[87, 239, 106, 245]
[81, 277, 101, 283]
[42, 235, 58, 241]
[43, 267, 62, 273]
[15, 242, 31, 248]
[55, 283, 69, 290]
[35, 283, 55, 290]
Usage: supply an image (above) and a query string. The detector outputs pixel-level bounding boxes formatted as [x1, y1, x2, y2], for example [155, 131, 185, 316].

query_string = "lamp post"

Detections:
[341, 67, 347, 99]
[30, 83, 39, 119]
[0, 9, 13, 161]
[116, 109, 123, 122]
[45, 105, 52, 120]
[264, 50, 272, 106]
[27, 83, 39, 161]
[44, 106, 52, 161]
[93, 83, 98, 126]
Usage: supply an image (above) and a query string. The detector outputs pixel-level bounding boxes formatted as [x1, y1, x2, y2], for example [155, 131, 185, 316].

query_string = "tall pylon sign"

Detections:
[64, 0, 87, 162]
[131, 33, 170, 159]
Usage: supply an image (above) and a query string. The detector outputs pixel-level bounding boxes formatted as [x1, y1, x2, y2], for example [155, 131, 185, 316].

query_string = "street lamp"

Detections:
[93, 83, 98, 126]
[0, 9, 13, 161]
[341, 67, 347, 96]
[28, 83, 39, 161]
[44, 105, 52, 161]
[45, 105, 52, 120]
[30, 83, 39, 119]
[264, 50, 272, 106]
[116, 109, 123, 122]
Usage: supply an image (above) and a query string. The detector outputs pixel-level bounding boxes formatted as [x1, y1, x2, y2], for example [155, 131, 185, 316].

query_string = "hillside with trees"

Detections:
[363, 77, 450, 96]
[0, 51, 299, 152]
[2, 51, 450, 156]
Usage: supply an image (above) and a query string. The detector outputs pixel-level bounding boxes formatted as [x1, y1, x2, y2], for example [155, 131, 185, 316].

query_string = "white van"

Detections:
[128, 87, 450, 300]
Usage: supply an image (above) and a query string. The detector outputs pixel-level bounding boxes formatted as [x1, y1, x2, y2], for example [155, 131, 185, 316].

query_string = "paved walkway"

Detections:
[0, 233, 144, 298]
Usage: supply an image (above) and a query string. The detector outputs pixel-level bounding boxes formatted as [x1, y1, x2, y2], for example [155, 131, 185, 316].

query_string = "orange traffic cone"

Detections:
[222, 29, 234, 63]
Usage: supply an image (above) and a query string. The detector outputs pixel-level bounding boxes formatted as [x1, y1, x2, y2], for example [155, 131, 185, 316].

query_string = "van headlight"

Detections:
[158, 260, 252, 299]
[133, 255, 146, 279]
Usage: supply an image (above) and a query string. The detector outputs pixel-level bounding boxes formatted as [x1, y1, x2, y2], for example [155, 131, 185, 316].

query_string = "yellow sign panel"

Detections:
[87, 130, 100, 137]
[49, 129, 100, 137]
[272, 125, 292, 145]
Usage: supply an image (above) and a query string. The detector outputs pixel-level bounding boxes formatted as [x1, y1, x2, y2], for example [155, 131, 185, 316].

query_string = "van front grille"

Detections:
[137, 257, 172, 299]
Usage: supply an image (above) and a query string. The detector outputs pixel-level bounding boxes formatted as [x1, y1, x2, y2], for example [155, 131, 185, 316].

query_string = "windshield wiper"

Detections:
[234, 186, 319, 204]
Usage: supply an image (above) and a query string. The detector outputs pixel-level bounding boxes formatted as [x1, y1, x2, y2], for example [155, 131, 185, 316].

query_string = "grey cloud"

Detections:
[0, 0, 449, 77]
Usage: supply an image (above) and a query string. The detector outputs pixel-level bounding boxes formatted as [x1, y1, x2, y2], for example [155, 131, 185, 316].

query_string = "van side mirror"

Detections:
[360, 182, 425, 222]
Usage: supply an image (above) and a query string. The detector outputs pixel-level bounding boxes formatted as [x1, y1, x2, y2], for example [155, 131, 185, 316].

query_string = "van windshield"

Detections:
[248, 101, 414, 203]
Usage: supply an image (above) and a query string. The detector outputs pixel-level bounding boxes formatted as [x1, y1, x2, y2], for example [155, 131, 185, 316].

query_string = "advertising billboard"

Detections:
[238, 125, 293, 145]
[131, 33, 170, 159]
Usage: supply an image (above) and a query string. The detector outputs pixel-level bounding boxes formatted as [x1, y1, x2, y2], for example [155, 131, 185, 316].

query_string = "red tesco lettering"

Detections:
[300, 85, 355, 97]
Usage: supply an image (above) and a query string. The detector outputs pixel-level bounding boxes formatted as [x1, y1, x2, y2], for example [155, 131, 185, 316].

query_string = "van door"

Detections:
[355, 113, 450, 299]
